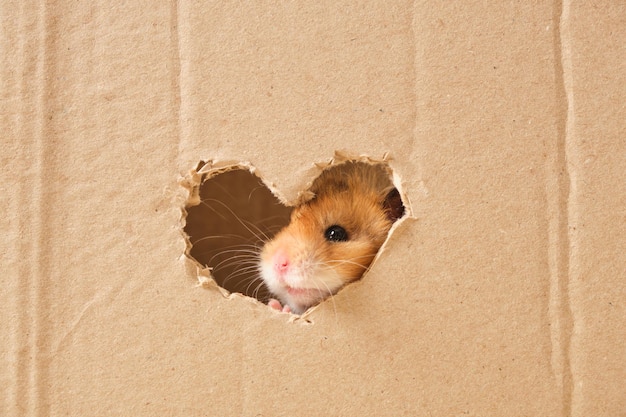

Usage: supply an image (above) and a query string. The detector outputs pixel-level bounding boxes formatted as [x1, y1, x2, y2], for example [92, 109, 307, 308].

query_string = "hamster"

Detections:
[259, 161, 404, 314]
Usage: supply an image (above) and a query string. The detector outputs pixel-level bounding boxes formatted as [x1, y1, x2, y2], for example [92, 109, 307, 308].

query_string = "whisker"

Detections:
[204, 247, 261, 267]
[321, 253, 375, 271]
[315, 278, 337, 316]
[192, 234, 256, 246]
[200, 198, 274, 243]
[252, 279, 271, 302]
[214, 265, 261, 286]
[217, 264, 260, 278]
[213, 254, 258, 269]
[220, 265, 261, 279]
[245, 275, 265, 297]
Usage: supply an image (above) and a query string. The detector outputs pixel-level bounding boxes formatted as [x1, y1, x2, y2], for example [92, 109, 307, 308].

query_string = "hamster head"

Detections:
[259, 162, 404, 314]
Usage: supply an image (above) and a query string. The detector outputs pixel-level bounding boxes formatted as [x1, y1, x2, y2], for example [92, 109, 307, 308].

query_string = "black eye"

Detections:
[324, 225, 348, 242]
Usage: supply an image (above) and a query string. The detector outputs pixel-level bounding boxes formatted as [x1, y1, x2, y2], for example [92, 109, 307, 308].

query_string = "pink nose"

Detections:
[273, 251, 289, 274]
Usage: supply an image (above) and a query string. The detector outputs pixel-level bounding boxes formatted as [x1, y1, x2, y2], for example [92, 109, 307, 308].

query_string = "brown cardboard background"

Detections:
[2, 1, 624, 416]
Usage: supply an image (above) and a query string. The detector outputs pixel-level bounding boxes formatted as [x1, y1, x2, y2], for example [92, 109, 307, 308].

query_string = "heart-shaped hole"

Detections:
[183, 160, 404, 314]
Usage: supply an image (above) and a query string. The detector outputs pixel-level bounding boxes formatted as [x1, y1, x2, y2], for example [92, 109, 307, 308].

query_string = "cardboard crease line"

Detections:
[549, 1, 575, 415]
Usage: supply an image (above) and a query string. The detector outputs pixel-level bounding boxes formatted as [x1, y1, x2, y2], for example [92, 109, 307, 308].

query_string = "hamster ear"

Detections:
[382, 188, 404, 222]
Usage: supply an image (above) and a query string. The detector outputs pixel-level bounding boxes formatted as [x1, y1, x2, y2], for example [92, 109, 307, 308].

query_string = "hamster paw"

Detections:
[268, 298, 292, 313]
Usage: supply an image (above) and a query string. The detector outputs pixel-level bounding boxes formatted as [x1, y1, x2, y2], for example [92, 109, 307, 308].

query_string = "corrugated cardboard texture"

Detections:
[2, 1, 624, 416]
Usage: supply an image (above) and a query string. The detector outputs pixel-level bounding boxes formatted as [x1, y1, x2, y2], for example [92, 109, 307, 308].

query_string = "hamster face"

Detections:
[259, 162, 403, 314]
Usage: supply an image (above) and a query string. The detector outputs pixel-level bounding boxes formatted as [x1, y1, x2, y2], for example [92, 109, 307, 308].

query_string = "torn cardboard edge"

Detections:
[182, 150, 411, 209]
[178, 150, 411, 319]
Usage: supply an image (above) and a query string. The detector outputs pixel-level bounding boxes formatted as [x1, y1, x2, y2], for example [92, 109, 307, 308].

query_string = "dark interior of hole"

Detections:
[184, 169, 292, 302]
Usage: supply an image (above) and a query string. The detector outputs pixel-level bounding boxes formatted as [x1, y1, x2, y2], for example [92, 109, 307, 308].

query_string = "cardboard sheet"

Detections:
[2, 1, 624, 415]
